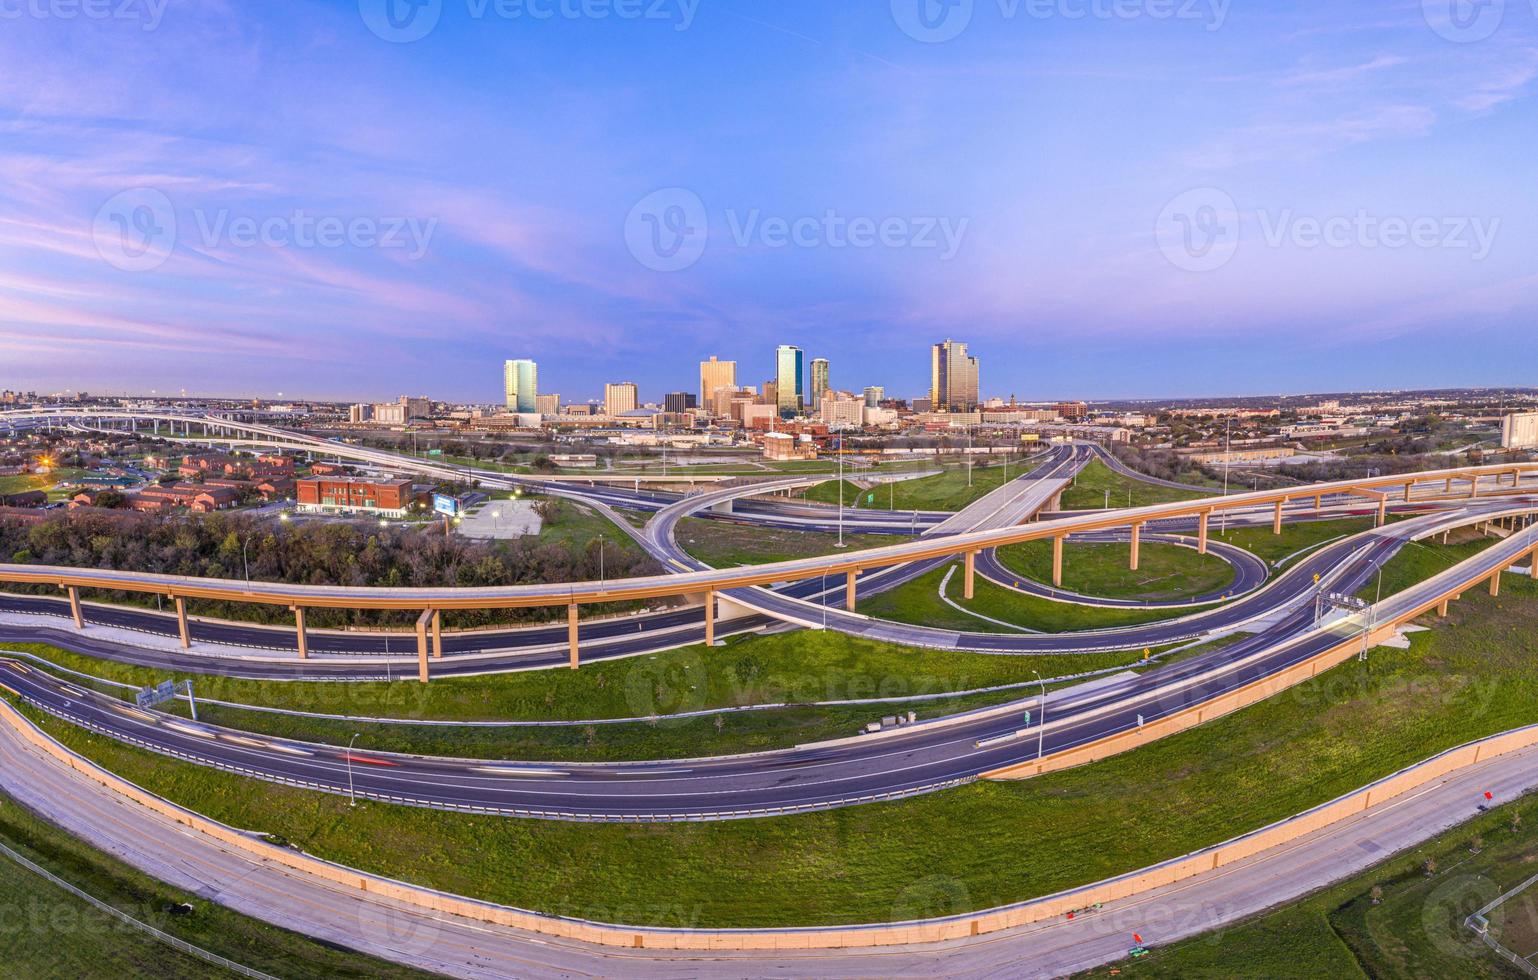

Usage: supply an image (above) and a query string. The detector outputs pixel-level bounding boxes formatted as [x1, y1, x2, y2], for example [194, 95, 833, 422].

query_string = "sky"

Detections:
[1, 0, 1536, 404]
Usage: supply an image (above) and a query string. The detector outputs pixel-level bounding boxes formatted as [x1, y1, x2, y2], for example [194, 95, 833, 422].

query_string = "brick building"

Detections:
[296, 477, 416, 517]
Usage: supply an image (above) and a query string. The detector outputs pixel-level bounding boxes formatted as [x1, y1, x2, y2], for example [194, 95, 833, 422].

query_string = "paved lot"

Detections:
[457, 500, 542, 539]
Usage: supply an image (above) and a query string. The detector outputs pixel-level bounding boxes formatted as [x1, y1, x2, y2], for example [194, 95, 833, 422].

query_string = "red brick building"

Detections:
[296, 477, 415, 517]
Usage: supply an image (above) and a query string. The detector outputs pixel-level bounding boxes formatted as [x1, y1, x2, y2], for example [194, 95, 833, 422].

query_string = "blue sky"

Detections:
[2, 0, 1535, 404]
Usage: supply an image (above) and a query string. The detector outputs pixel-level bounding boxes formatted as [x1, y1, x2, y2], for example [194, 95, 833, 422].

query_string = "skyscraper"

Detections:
[604, 382, 638, 417]
[775, 345, 804, 417]
[699, 356, 737, 406]
[930, 340, 979, 413]
[809, 358, 830, 408]
[863, 385, 885, 409]
[504, 359, 538, 413]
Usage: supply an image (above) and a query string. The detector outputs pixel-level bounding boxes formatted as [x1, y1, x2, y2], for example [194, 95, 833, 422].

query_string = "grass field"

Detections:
[523, 497, 642, 558]
[858, 565, 1212, 633]
[26, 576, 1538, 930]
[1082, 792, 1538, 979]
[1208, 516, 1376, 565]
[1059, 460, 1205, 511]
[675, 516, 911, 566]
[994, 539, 1238, 602]
[5, 632, 1138, 724]
[0, 789, 421, 978]
[807, 457, 1041, 513]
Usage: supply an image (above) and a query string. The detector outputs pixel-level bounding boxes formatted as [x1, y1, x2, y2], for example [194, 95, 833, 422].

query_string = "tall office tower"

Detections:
[775, 345, 804, 417]
[663, 392, 697, 413]
[535, 393, 560, 415]
[863, 386, 885, 409]
[399, 395, 432, 419]
[809, 358, 830, 408]
[699, 355, 737, 406]
[504, 359, 538, 413]
[929, 340, 980, 413]
[604, 382, 639, 417]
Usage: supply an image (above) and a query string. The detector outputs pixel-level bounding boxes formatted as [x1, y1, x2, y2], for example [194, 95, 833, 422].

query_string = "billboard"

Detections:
[433, 493, 459, 517]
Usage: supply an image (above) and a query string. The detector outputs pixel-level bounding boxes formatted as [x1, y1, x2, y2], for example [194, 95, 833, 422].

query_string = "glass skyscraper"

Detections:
[504, 359, 538, 413]
[775, 345, 804, 417]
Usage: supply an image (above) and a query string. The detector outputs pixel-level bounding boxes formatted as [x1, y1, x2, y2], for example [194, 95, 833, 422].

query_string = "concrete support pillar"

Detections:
[174, 596, 190, 649]
[704, 591, 715, 646]
[431, 610, 443, 660]
[1490, 572, 1502, 598]
[1403, 481, 1413, 502]
[1052, 535, 1065, 587]
[1437, 599, 1449, 618]
[1531, 546, 1538, 581]
[1197, 511, 1209, 555]
[567, 604, 580, 669]
[963, 551, 976, 600]
[1273, 500, 1284, 535]
[1469, 477, 1479, 499]
[1445, 476, 1453, 494]
[1314, 494, 1323, 514]
[292, 606, 308, 659]
[1376, 496, 1388, 527]
[415, 609, 432, 682]
[1129, 522, 1142, 571]
[845, 570, 858, 612]
[65, 586, 83, 629]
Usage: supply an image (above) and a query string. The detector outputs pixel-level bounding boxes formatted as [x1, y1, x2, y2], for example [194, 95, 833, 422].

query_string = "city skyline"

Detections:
[4, 3, 1536, 402]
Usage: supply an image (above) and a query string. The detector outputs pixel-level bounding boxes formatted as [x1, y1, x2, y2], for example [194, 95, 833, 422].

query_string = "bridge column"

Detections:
[1469, 477, 1479, 498]
[1376, 496, 1388, 527]
[431, 610, 443, 659]
[1129, 523, 1142, 571]
[173, 596, 190, 649]
[1196, 512, 1209, 555]
[1403, 481, 1413, 502]
[292, 606, 308, 659]
[1445, 476, 1453, 494]
[1437, 598, 1449, 618]
[415, 609, 432, 682]
[1531, 546, 1538, 581]
[1314, 494, 1322, 514]
[845, 570, 858, 612]
[568, 604, 580, 669]
[1272, 500, 1284, 535]
[1490, 571, 1502, 598]
[1052, 534, 1065, 587]
[64, 586, 84, 629]
[704, 591, 715, 646]
[963, 551, 976, 600]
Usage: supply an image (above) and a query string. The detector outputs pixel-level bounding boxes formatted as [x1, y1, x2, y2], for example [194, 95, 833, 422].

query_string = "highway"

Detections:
[6, 694, 1531, 979]
[6, 511, 1533, 822]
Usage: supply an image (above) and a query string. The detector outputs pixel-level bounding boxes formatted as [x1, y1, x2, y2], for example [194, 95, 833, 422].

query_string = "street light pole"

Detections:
[241, 536, 252, 592]
[347, 732, 361, 807]
[1033, 670, 1046, 762]
[1220, 417, 1233, 533]
[598, 534, 605, 589]
[837, 435, 845, 548]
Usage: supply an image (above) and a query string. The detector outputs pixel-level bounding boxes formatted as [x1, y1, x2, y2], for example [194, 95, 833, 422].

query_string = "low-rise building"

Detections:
[296, 477, 416, 517]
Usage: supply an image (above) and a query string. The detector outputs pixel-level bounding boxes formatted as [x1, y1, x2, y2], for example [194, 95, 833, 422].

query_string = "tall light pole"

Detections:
[347, 732, 361, 807]
[837, 433, 845, 548]
[598, 534, 605, 589]
[241, 535, 252, 592]
[1219, 417, 1233, 533]
[1033, 670, 1046, 762]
